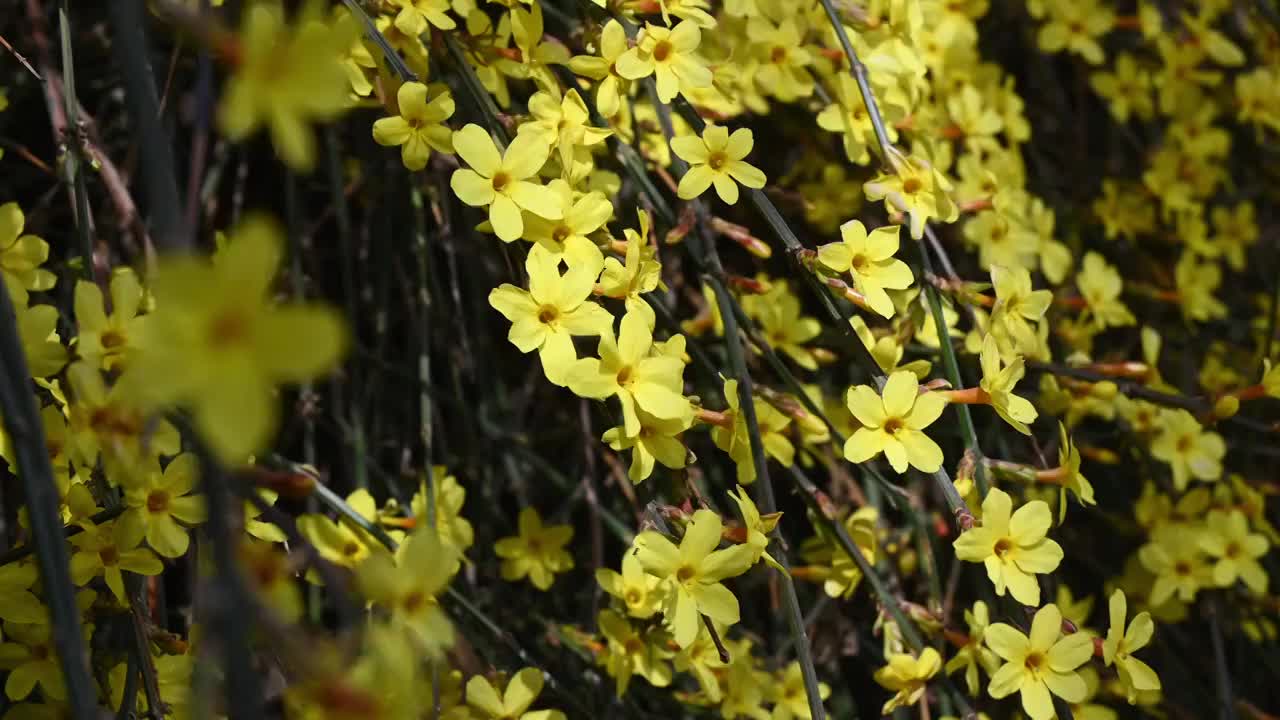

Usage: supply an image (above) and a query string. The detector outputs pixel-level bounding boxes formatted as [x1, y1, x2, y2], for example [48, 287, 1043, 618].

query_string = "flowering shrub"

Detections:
[0, 0, 1276, 718]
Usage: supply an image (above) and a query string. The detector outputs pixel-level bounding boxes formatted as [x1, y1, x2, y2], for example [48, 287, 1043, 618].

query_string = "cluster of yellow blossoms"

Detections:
[0, 0, 1276, 717]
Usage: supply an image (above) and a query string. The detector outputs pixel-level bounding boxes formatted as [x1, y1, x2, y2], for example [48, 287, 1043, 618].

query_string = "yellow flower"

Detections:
[517, 87, 613, 171]
[217, 2, 355, 171]
[817, 221, 913, 319]
[727, 485, 783, 570]
[238, 539, 302, 621]
[747, 17, 814, 101]
[466, 667, 566, 720]
[1076, 251, 1135, 329]
[712, 378, 795, 484]
[0, 621, 67, 701]
[387, 0, 455, 35]
[1102, 590, 1161, 702]
[843, 371, 947, 473]
[520, 179, 613, 254]
[65, 362, 180, 474]
[953, 488, 1063, 606]
[487, 238, 612, 385]
[1175, 251, 1227, 322]
[1054, 422, 1095, 521]
[597, 609, 674, 697]
[567, 20, 631, 118]
[450, 124, 561, 242]
[864, 154, 958, 240]
[1036, 0, 1114, 64]
[0, 202, 55, 294]
[670, 125, 766, 205]
[410, 467, 475, 553]
[945, 601, 1001, 696]
[673, 623, 729, 700]
[494, 507, 574, 590]
[356, 528, 459, 656]
[978, 334, 1037, 435]
[69, 520, 164, 604]
[1138, 526, 1211, 605]
[800, 506, 878, 599]
[984, 604, 1093, 720]
[874, 647, 942, 714]
[297, 489, 380, 569]
[14, 297, 68, 379]
[1149, 409, 1224, 491]
[744, 279, 822, 369]
[817, 75, 899, 166]
[616, 21, 712, 103]
[570, 304, 691, 425]
[633, 508, 755, 647]
[74, 268, 145, 372]
[372, 82, 455, 171]
[989, 264, 1051, 355]
[117, 454, 206, 558]
[1090, 53, 1154, 122]
[0, 562, 45, 625]
[770, 660, 831, 720]
[1200, 509, 1269, 593]
[602, 406, 692, 484]
[599, 211, 662, 312]
[596, 551, 663, 619]
[130, 215, 347, 461]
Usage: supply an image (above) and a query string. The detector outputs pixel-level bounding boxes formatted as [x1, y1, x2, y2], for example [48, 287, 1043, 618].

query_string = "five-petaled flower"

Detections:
[843, 371, 947, 473]
[670, 125, 767, 205]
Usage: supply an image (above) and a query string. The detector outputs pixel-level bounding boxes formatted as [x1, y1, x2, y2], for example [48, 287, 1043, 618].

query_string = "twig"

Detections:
[0, 32, 41, 79]
[183, 422, 265, 719]
[1207, 597, 1239, 720]
[108, 0, 189, 251]
[58, 0, 97, 284]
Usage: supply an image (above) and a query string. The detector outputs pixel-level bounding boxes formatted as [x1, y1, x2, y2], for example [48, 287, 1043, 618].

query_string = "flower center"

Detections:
[1175, 435, 1193, 453]
[652, 40, 673, 62]
[537, 305, 559, 324]
[902, 177, 923, 194]
[100, 546, 120, 566]
[491, 171, 511, 193]
[769, 46, 787, 63]
[625, 589, 642, 606]
[616, 365, 634, 386]
[552, 225, 572, 243]
[850, 254, 869, 271]
[993, 537, 1013, 558]
[208, 310, 250, 349]
[1174, 560, 1192, 576]
[147, 490, 171, 514]
[403, 591, 427, 613]
[883, 417, 905, 435]
[342, 541, 362, 557]
[1225, 542, 1241, 559]
[675, 564, 696, 583]
[101, 330, 126, 349]
[708, 151, 728, 171]
[1023, 651, 1046, 673]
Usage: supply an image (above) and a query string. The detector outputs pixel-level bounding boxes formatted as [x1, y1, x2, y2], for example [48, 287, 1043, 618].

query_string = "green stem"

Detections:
[58, 1, 95, 283]
[107, 0, 187, 251]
